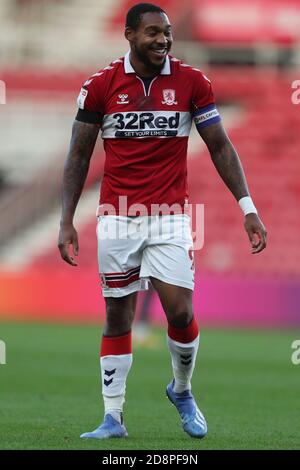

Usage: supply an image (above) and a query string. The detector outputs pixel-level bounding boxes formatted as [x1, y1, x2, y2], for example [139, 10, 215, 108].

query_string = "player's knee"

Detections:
[105, 304, 134, 335]
[168, 307, 193, 329]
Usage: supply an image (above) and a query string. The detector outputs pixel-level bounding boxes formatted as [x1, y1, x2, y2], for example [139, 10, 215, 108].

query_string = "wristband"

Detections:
[238, 196, 257, 216]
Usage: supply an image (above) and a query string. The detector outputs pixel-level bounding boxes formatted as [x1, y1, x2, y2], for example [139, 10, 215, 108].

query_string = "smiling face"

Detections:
[125, 12, 173, 75]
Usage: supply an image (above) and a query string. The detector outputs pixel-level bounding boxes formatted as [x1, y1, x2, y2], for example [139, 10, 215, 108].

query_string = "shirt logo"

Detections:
[162, 89, 177, 106]
[117, 93, 129, 104]
[112, 111, 180, 138]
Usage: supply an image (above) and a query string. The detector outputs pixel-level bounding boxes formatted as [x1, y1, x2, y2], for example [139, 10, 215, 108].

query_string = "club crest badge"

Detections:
[162, 89, 177, 106]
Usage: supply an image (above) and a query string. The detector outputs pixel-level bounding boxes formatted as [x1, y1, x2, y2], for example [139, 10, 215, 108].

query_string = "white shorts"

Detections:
[97, 214, 195, 297]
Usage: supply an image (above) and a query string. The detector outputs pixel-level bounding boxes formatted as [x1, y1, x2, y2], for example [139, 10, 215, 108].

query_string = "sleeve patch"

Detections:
[77, 87, 88, 110]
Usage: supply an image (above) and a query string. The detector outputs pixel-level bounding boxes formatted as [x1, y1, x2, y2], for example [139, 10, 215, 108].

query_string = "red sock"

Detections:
[100, 331, 132, 357]
[168, 317, 199, 343]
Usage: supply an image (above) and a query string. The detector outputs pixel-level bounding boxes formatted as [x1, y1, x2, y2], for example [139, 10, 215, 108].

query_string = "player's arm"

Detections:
[58, 120, 100, 266]
[198, 121, 267, 253]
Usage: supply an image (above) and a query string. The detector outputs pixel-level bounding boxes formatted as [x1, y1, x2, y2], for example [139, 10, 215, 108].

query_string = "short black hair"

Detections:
[126, 3, 166, 30]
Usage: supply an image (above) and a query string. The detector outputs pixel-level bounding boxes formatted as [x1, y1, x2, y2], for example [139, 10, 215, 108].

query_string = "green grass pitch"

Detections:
[0, 322, 299, 450]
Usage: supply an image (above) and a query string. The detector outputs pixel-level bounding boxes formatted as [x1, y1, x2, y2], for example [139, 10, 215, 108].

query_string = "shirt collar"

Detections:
[124, 51, 171, 75]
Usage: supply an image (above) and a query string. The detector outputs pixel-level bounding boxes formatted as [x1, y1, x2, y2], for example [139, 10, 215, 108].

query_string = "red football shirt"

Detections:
[76, 52, 220, 215]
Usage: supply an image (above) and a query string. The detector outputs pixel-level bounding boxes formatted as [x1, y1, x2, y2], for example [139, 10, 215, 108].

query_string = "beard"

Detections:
[134, 44, 168, 75]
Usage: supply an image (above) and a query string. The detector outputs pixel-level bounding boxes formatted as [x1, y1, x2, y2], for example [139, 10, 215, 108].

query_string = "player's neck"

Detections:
[129, 51, 160, 78]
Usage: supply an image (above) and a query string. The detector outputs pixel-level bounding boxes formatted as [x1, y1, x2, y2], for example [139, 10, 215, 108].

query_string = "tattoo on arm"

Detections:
[61, 120, 100, 224]
[198, 122, 250, 201]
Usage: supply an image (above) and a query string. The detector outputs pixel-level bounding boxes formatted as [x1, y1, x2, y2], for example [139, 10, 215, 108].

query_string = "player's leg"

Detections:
[139, 214, 207, 438]
[150, 277, 206, 439]
[101, 293, 137, 422]
[104, 291, 137, 336]
[150, 278, 199, 396]
[80, 293, 137, 439]
[81, 216, 146, 440]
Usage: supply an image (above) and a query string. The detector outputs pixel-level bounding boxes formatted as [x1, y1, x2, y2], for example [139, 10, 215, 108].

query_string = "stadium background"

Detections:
[0, 0, 300, 450]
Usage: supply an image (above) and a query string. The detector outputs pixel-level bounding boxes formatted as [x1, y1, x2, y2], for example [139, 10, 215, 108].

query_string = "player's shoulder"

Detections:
[83, 57, 124, 86]
[170, 56, 211, 82]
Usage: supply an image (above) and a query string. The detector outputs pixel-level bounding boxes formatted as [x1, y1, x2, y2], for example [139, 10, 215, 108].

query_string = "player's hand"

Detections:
[58, 222, 79, 266]
[244, 213, 267, 254]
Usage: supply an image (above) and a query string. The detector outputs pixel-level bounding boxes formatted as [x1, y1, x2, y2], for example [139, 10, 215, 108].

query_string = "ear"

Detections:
[125, 27, 135, 42]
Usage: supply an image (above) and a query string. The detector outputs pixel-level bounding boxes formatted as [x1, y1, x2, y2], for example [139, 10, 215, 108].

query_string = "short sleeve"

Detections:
[75, 73, 105, 125]
[192, 72, 221, 129]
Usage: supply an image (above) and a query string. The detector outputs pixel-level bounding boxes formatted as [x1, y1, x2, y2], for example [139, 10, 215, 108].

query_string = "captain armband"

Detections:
[194, 104, 221, 129]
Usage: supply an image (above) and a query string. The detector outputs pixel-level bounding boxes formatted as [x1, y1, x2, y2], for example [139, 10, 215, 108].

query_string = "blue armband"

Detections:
[194, 104, 221, 129]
